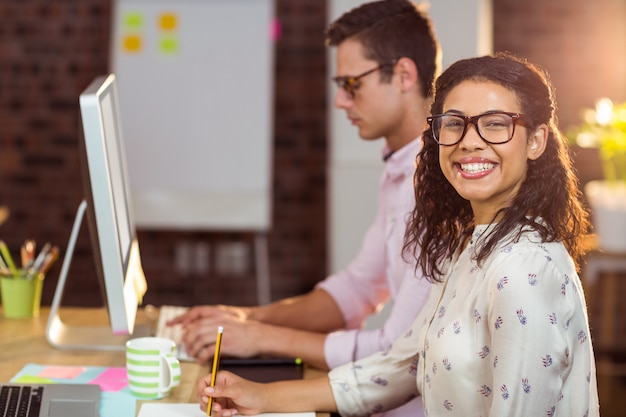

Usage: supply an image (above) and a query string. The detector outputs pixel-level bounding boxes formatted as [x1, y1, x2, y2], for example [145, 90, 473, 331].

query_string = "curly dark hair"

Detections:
[403, 52, 590, 282]
[324, 0, 440, 98]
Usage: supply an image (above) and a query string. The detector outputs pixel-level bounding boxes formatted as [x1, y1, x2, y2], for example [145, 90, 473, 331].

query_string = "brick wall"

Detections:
[494, 0, 626, 130]
[0, 0, 624, 310]
[0, 1, 115, 306]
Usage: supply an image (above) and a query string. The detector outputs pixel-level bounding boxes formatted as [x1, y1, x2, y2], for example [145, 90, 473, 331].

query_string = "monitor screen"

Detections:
[46, 74, 148, 350]
[79, 73, 146, 335]
[97, 86, 133, 279]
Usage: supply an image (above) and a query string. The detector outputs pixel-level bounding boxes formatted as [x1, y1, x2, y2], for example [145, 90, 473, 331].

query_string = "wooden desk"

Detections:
[0, 306, 327, 416]
[0, 306, 206, 416]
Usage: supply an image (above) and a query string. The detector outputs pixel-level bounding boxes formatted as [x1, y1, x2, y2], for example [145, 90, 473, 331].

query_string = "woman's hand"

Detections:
[198, 370, 337, 417]
[198, 370, 266, 417]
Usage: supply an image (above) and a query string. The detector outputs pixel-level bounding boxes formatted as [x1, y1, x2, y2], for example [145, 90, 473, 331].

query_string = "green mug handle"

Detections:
[161, 352, 181, 393]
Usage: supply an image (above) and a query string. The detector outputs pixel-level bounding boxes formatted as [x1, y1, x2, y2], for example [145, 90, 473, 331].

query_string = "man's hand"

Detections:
[167, 305, 265, 363]
[167, 305, 252, 328]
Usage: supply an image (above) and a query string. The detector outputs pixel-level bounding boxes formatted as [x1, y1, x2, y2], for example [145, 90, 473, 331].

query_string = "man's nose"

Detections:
[334, 88, 353, 109]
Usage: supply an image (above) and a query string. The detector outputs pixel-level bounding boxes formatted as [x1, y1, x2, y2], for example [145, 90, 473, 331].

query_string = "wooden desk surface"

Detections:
[0, 306, 327, 416]
[0, 306, 207, 417]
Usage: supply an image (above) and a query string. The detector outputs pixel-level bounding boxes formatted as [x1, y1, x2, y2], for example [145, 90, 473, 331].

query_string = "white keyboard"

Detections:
[155, 305, 194, 361]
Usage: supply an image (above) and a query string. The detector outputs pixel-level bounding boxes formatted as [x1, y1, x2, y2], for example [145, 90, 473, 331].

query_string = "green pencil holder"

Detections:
[0, 272, 44, 319]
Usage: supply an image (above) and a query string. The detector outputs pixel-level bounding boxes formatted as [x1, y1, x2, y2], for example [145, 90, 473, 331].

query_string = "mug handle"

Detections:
[160, 352, 182, 393]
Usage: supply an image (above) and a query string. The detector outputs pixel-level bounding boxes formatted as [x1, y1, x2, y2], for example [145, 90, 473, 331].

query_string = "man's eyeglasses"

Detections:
[427, 111, 526, 146]
[332, 61, 397, 97]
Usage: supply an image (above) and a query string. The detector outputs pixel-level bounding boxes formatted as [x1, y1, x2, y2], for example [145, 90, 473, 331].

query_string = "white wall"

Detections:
[327, 0, 493, 276]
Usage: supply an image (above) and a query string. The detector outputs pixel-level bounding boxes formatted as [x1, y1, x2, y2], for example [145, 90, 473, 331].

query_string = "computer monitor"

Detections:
[46, 74, 149, 351]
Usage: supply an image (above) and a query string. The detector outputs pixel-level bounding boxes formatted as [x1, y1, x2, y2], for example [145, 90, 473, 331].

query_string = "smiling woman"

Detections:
[430, 81, 547, 225]
[409, 53, 589, 278]
[190, 53, 599, 417]
[396, 52, 598, 417]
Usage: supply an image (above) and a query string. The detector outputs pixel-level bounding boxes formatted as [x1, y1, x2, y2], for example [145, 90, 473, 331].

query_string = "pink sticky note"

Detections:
[270, 17, 281, 42]
[38, 366, 86, 380]
[89, 367, 128, 392]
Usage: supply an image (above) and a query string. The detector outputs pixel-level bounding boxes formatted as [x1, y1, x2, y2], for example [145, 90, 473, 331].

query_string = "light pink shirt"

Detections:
[316, 138, 431, 417]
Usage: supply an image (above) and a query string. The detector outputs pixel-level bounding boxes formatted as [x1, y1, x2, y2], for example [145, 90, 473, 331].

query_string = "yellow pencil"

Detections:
[0, 240, 18, 276]
[207, 326, 224, 416]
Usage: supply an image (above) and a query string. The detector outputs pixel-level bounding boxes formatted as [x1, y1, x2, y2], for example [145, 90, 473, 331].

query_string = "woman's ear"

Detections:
[527, 124, 548, 160]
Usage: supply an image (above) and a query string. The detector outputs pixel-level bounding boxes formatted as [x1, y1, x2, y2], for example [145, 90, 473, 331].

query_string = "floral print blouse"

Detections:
[328, 224, 599, 417]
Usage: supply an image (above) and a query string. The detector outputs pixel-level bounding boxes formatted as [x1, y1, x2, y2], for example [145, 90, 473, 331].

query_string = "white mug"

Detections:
[126, 337, 181, 399]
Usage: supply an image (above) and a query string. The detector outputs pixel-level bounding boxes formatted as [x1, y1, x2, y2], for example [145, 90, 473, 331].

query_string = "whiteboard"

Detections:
[110, 0, 274, 231]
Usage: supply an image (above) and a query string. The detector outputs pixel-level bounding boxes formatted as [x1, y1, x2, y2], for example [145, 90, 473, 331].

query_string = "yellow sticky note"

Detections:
[123, 35, 142, 53]
[13, 375, 54, 384]
[159, 13, 178, 31]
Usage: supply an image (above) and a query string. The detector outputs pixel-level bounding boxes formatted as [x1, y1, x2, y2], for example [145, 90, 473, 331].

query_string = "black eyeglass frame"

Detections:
[427, 111, 526, 146]
[332, 60, 397, 97]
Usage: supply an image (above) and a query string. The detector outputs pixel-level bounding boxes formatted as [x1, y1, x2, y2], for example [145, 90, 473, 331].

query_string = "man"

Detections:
[170, 1, 440, 415]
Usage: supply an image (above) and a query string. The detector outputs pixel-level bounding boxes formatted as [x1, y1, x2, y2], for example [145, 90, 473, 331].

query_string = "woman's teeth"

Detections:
[460, 162, 495, 174]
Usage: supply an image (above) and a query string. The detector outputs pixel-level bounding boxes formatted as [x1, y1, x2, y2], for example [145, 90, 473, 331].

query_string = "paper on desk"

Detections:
[138, 403, 316, 417]
[11, 363, 135, 417]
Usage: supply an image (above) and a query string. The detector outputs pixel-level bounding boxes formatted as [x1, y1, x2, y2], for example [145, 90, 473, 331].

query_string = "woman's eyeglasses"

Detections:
[427, 111, 526, 146]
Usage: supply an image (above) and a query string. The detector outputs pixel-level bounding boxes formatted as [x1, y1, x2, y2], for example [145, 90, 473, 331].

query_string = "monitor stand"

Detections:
[46, 200, 150, 351]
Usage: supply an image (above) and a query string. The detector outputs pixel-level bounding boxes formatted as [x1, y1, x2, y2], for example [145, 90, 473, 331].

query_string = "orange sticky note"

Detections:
[123, 35, 142, 53]
[159, 13, 178, 31]
[38, 366, 86, 379]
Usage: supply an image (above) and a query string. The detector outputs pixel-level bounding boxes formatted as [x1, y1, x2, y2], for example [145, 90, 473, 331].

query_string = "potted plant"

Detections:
[568, 98, 626, 252]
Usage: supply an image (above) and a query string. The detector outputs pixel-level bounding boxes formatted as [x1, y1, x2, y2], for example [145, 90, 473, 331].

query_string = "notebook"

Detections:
[0, 383, 100, 417]
[138, 403, 315, 417]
